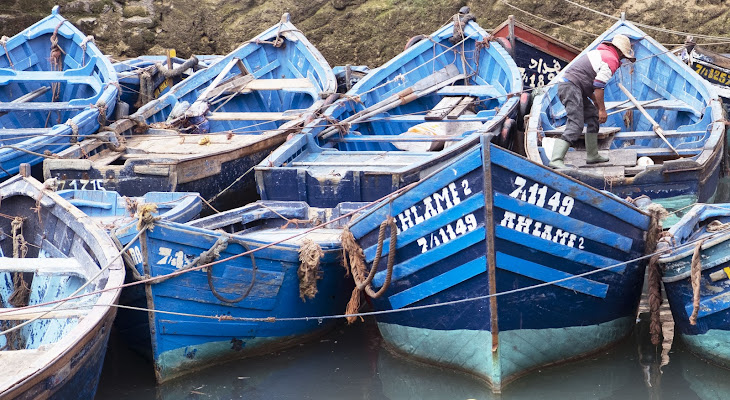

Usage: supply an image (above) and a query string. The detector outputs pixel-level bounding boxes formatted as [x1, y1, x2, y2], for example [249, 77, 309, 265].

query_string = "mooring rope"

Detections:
[689, 238, 706, 325]
[298, 238, 324, 301]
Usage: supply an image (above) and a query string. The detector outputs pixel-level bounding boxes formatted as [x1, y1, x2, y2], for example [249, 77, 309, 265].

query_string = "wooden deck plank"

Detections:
[447, 96, 476, 119]
[565, 148, 637, 167]
[425, 96, 464, 121]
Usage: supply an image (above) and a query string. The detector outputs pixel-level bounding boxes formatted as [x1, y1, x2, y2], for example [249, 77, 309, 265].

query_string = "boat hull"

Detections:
[662, 233, 730, 369]
[113, 205, 353, 382]
[7, 308, 116, 400]
[346, 136, 651, 392]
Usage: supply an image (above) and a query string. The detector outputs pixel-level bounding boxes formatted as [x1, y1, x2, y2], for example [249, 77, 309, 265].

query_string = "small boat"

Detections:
[56, 189, 202, 228]
[255, 10, 522, 208]
[526, 19, 725, 226]
[113, 54, 208, 114]
[43, 13, 336, 211]
[491, 15, 581, 133]
[332, 64, 370, 93]
[345, 134, 653, 392]
[658, 203, 730, 370]
[0, 168, 125, 399]
[0, 6, 118, 178]
[675, 38, 730, 102]
[112, 201, 356, 382]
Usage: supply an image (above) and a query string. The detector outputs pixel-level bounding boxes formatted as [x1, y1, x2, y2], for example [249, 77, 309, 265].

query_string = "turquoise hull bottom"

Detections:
[682, 330, 730, 369]
[155, 326, 332, 382]
[378, 316, 635, 392]
[653, 194, 698, 229]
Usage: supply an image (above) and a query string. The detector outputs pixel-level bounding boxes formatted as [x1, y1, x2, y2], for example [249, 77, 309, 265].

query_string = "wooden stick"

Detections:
[617, 83, 679, 156]
[606, 98, 662, 116]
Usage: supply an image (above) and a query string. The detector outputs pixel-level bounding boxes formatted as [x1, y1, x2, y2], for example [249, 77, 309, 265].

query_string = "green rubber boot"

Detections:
[548, 139, 570, 169]
[585, 133, 609, 164]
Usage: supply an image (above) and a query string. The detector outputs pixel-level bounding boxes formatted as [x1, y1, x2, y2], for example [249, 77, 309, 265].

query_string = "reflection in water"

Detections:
[96, 315, 730, 400]
[95, 177, 730, 399]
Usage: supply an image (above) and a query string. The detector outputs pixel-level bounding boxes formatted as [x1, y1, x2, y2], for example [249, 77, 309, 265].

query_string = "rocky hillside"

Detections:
[2, 0, 729, 67]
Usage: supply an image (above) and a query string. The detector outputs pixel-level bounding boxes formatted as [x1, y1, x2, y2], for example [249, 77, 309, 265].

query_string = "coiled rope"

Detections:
[65, 119, 79, 143]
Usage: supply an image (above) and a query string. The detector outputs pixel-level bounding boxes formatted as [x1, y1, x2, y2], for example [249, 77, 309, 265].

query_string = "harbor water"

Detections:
[94, 177, 730, 400]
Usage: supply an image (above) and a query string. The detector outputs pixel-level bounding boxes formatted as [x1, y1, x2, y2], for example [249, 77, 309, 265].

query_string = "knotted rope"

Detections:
[80, 35, 95, 65]
[124, 197, 138, 216]
[136, 203, 159, 231]
[341, 217, 397, 323]
[93, 101, 107, 126]
[707, 219, 730, 232]
[65, 119, 79, 143]
[298, 238, 324, 301]
[689, 238, 706, 325]
[98, 126, 127, 152]
[9, 217, 29, 308]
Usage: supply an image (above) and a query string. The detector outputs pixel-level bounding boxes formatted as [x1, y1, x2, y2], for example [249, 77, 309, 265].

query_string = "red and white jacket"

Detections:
[562, 43, 621, 97]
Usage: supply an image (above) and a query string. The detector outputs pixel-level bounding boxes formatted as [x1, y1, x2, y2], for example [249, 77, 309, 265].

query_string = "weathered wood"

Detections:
[0, 307, 89, 320]
[19, 163, 30, 177]
[447, 96, 477, 119]
[606, 98, 661, 116]
[203, 74, 254, 100]
[614, 130, 706, 140]
[565, 148, 638, 167]
[196, 57, 240, 102]
[425, 96, 465, 120]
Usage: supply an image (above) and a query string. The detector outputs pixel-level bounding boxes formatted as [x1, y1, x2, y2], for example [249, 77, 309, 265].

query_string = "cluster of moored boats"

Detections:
[1, 5, 730, 398]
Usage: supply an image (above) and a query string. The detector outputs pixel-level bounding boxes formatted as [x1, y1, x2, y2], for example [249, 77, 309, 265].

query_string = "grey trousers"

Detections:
[557, 81, 599, 144]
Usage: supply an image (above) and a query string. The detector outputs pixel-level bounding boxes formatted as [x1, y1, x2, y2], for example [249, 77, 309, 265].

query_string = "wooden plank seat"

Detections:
[436, 84, 504, 99]
[0, 257, 86, 275]
[0, 102, 90, 112]
[635, 148, 702, 157]
[0, 306, 90, 321]
[604, 99, 699, 114]
[330, 135, 463, 143]
[207, 111, 302, 121]
[0, 128, 53, 135]
[543, 126, 621, 138]
[613, 129, 707, 140]
[565, 148, 637, 168]
[425, 96, 472, 120]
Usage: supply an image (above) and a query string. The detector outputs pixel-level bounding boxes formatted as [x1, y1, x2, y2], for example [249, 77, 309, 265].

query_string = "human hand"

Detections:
[598, 109, 607, 124]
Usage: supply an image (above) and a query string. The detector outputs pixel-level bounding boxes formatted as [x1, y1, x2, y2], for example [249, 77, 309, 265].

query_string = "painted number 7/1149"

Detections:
[416, 214, 477, 253]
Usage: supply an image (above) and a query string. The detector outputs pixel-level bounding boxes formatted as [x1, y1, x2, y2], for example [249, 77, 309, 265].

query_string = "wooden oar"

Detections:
[606, 98, 661, 116]
[319, 64, 465, 140]
[617, 83, 679, 156]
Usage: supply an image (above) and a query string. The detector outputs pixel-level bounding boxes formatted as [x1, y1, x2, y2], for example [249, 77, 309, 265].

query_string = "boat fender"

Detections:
[404, 34, 427, 50]
[497, 118, 516, 149]
[494, 37, 514, 58]
[516, 91, 532, 131]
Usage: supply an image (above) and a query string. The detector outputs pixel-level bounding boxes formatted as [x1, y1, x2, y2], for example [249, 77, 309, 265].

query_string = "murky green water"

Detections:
[95, 177, 730, 400]
[95, 315, 730, 400]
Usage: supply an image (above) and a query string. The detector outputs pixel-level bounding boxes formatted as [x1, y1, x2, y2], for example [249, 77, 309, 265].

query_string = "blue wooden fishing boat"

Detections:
[56, 189, 202, 227]
[0, 169, 125, 399]
[43, 13, 336, 211]
[114, 54, 207, 114]
[112, 201, 355, 382]
[676, 39, 730, 104]
[526, 19, 725, 226]
[0, 6, 118, 179]
[658, 203, 730, 370]
[255, 11, 522, 208]
[345, 134, 653, 392]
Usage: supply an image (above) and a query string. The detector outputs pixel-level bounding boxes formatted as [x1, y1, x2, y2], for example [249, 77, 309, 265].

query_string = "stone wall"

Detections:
[2, 0, 729, 67]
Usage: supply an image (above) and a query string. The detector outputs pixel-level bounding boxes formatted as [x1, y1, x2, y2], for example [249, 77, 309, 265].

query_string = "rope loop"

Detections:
[342, 216, 398, 323]
[206, 239, 257, 303]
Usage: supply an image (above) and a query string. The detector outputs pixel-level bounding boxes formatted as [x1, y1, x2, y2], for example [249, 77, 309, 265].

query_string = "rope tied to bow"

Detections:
[0, 36, 15, 70]
[341, 217, 397, 323]
[9, 217, 30, 308]
[80, 35, 95, 65]
[643, 201, 670, 345]
[298, 238, 324, 301]
[93, 101, 107, 126]
[136, 203, 159, 231]
[689, 238, 707, 325]
[65, 119, 79, 143]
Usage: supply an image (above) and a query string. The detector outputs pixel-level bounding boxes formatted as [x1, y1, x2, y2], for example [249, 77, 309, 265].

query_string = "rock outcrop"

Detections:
[2, 0, 729, 67]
